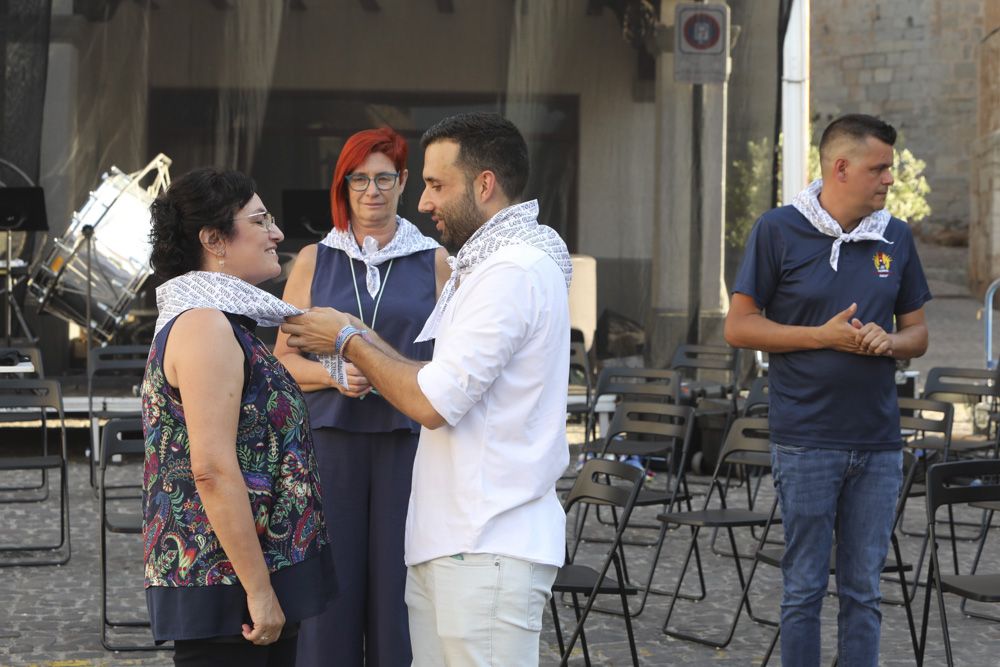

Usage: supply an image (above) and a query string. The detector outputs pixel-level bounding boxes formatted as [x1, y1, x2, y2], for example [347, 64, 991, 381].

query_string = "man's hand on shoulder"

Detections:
[282, 307, 362, 355]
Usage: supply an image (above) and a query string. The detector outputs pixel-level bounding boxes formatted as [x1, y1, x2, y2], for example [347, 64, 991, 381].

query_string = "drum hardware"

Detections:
[27, 153, 172, 343]
[0, 187, 48, 346]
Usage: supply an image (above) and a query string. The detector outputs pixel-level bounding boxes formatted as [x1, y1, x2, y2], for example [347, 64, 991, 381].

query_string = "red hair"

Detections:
[330, 127, 409, 231]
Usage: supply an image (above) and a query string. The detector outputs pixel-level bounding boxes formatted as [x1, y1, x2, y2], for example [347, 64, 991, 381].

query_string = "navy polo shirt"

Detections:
[733, 205, 932, 450]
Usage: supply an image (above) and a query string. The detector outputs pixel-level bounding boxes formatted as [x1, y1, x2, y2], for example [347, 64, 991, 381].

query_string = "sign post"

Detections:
[674, 3, 730, 84]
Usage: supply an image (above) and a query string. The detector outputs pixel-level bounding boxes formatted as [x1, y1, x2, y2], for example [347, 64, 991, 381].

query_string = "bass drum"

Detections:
[28, 154, 171, 341]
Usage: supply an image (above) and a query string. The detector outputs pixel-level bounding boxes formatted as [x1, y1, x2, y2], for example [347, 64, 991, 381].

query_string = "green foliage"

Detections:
[726, 134, 931, 249]
[885, 147, 931, 224]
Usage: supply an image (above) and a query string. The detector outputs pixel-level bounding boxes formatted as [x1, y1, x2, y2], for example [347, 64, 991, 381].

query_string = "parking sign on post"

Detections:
[674, 3, 730, 84]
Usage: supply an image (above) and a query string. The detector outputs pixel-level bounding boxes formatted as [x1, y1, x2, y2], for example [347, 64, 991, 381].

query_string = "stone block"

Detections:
[864, 53, 887, 67]
[874, 67, 894, 83]
[866, 84, 891, 102]
[842, 54, 864, 69]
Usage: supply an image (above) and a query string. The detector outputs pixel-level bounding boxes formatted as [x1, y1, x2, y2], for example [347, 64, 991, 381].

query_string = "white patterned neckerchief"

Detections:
[319, 216, 439, 298]
[154, 271, 349, 388]
[791, 178, 892, 271]
[415, 199, 573, 342]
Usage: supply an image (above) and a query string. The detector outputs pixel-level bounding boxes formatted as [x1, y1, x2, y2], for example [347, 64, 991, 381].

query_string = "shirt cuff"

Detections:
[417, 361, 475, 427]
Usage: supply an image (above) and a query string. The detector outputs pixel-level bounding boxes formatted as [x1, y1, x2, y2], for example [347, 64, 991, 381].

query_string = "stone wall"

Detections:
[969, 3, 1000, 293]
[811, 0, 983, 238]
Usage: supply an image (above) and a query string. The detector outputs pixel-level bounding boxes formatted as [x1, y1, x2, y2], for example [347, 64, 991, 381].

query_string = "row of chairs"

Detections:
[0, 344, 157, 650]
[555, 354, 1000, 666]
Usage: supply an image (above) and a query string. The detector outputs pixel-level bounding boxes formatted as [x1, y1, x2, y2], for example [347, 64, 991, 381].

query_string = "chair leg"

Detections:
[761, 625, 780, 666]
[611, 555, 640, 667]
[662, 525, 761, 649]
[960, 507, 998, 621]
[549, 595, 565, 660]
[890, 533, 920, 663]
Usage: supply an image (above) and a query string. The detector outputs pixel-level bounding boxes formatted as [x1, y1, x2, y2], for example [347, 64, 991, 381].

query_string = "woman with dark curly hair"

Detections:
[141, 167, 336, 667]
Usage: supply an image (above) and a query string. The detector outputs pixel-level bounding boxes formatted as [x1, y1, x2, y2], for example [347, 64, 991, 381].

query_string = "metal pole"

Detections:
[4, 229, 11, 346]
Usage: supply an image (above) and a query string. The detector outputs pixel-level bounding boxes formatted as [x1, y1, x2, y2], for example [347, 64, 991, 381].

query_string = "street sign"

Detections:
[674, 3, 730, 84]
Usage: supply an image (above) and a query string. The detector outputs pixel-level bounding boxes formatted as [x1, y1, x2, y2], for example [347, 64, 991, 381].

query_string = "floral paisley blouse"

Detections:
[141, 312, 336, 641]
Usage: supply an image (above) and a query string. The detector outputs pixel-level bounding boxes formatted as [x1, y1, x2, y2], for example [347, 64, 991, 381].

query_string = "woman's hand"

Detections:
[336, 362, 372, 398]
[242, 586, 285, 645]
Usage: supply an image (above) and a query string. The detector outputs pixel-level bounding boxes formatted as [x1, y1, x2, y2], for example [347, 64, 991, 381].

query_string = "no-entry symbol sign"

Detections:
[674, 3, 730, 83]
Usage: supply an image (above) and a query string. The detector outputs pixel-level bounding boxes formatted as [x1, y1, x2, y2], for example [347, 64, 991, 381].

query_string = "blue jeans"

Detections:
[770, 444, 902, 667]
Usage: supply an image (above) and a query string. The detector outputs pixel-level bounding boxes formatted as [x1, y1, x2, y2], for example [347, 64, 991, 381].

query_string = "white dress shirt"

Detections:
[406, 245, 570, 568]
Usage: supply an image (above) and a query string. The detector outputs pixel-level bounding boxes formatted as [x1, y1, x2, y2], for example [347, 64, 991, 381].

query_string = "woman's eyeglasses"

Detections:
[345, 172, 400, 192]
[236, 211, 280, 232]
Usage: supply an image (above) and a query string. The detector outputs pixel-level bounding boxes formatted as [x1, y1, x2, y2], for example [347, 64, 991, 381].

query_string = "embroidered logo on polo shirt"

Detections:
[873, 251, 892, 278]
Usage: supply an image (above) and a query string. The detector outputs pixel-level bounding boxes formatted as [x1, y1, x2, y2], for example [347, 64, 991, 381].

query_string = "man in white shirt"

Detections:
[283, 111, 573, 666]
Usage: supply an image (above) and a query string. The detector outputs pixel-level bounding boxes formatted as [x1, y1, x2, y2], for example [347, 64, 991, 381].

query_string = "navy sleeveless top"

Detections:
[305, 244, 437, 433]
[142, 312, 336, 641]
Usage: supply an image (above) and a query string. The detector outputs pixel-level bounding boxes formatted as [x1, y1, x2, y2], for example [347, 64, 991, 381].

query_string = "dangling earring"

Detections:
[217, 251, 225, 268]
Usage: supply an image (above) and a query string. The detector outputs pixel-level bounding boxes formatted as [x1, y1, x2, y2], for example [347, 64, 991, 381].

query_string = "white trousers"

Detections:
[405, 553, 558, 667]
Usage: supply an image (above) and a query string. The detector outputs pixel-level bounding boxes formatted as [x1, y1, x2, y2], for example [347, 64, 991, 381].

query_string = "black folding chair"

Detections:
[659, 417, 776, 648]
[576, 401, 698, 616]
[549, 458, 644, 667]
[88, 344, 148, 489]
[99, 417, 164, 651]
[0, 379, 71, 566]
[918, 459, 1000, 666]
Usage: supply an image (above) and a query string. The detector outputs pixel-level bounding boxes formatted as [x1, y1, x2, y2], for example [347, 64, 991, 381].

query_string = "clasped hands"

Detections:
[282, 308, 372, 398]
[822, 302, 894, 357]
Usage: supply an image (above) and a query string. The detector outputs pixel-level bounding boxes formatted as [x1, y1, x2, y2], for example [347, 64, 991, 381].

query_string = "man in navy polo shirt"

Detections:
[725, 114, 930, 666]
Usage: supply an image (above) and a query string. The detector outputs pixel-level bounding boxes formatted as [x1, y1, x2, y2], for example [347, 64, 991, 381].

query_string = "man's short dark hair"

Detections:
[819, 114, 897, 163]
[420, 112, 529, 201]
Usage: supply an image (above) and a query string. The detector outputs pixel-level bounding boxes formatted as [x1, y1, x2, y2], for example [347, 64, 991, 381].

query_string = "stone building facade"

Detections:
[810, 0, 984, 243]
[970, 3, 1000, 293]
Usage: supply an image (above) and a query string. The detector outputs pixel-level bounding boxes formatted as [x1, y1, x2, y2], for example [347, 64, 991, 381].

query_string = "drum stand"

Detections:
[0, 187, 47, 346]
[2, 228, 35, 346]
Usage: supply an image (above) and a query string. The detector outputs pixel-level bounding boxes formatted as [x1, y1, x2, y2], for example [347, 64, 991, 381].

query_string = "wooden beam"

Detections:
[359, 0, 380, 12]
[435, 0, 455, 13]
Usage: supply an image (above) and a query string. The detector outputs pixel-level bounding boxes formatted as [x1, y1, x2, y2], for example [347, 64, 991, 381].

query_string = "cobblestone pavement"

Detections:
[3, 241, 1000, 666]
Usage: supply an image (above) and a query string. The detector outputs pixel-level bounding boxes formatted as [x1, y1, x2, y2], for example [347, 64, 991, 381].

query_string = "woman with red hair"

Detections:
[275, 127, 448, 666]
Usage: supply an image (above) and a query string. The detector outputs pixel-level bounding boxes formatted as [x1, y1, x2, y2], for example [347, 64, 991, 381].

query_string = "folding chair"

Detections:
[917, 459, 1000, 667]
[99, 417, 163, 651]
[914, 366, 1000, 461]
[88, 344, 148, 489]
[668, 342, 740, 408]
[548, 458, 644, 667]
[0, 346, 47, 496]
[567, 341, 593, 423]
[961, 497, 1000, 622]
[659, 416, 776, 648]
[576, 401, 697, 616]
[709, 374, 772, 557]
[893, 396, 956, 600]
[0, 378, 71, 566]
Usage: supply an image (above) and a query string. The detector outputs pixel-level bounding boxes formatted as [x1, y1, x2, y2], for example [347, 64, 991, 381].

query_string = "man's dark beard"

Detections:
[439, 184, 485, 254]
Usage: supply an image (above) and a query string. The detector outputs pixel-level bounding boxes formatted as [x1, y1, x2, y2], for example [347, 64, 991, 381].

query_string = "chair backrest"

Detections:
[898, 396, 953, 442]
[569, 341, 591, 386]
[0, 378, 64, 414]
[563, 457, 644, 513]
[100, 417, 146, 467]
[922, 366, 1000, 403]
[604, 401, 695, 445]
[593, 367, 681, 405]
[669, 343, 738, 374]
[743, 376, 769, 416]
[714, 416, 771, 475]
[89, 344, 150, 379]
[925, 459, 1000, 521]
